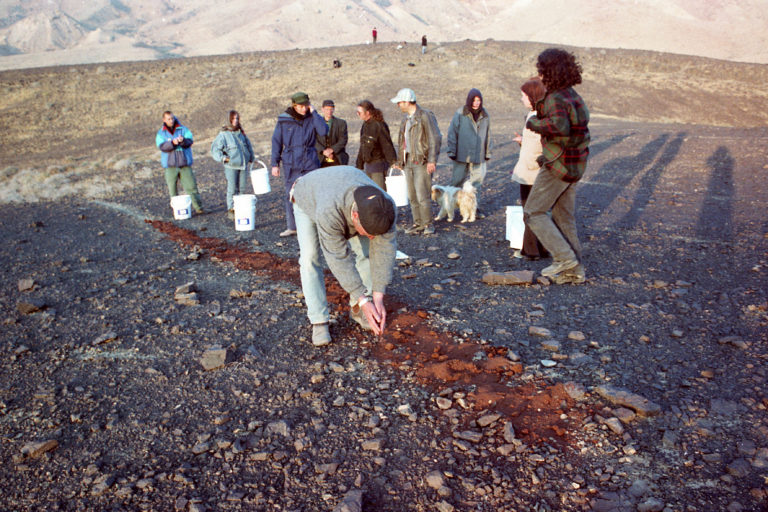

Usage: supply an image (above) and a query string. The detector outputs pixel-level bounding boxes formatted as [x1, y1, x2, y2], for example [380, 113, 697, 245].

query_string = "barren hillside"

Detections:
[1, 0, 767, 70]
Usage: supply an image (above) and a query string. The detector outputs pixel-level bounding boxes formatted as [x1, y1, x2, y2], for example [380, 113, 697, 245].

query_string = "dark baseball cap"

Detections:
[322, 99, 335, 107]
[353, 186, 395, 236]
[291, 92, 310, 105]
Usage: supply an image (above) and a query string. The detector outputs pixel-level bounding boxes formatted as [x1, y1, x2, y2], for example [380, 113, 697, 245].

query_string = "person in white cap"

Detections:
[390, 88, 442, 235]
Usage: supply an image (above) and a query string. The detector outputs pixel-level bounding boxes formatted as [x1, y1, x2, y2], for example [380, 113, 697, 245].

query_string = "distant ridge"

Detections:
[1, 0, 767, 70]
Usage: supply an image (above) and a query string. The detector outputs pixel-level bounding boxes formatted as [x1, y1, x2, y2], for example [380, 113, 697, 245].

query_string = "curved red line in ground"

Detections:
[148, 220, 585, 447]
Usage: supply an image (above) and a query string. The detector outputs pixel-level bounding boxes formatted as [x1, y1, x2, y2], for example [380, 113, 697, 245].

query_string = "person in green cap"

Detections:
[270, 92, 329, 237]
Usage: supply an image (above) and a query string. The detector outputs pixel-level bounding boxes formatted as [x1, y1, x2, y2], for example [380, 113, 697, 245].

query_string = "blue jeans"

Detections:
[293, 204, 372, 324]
[224, 167, 249, 210]
[523, 166, 582, 263]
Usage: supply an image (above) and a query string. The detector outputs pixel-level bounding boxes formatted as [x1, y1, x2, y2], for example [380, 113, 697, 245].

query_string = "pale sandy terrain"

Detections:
[0, 0, 767, 71]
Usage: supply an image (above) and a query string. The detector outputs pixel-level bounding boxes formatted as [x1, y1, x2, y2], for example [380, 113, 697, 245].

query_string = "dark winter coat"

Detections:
[270, 108, 329, 172]
[356, 119, 397, 169]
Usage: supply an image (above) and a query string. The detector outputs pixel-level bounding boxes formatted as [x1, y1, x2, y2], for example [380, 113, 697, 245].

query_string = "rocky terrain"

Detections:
[1, 41, 767, 511]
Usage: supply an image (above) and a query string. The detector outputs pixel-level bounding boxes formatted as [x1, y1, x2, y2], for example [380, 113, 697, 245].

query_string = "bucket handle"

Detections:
[387, 166, 404, 177]
[253, 159, 268, 171]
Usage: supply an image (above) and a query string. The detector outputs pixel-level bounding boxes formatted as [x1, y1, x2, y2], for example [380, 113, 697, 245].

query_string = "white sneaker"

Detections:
[279, 229, 297, 237]
[311, 323, 331, 347]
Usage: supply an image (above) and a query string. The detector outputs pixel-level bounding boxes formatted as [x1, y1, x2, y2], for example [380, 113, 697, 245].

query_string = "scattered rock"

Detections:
[425, 470, 446, 490]
[17, 278, 35, 291]
[564, 382, 586, 401]
[482, 270, 534, 285]
[528, 326, 552, 337]
[568, 330, 586, 340]
[17, 299, 47, 315]
[540, 340, 561, 352]
[333, 489, 363, 512]
[447, 250, 460, 259]
[92, 331, 118, 346]
[21, 439, 59, 459]
[595, 385, 661, 417]
[476, 413, 501, 427]
[200, 345, 227, 371]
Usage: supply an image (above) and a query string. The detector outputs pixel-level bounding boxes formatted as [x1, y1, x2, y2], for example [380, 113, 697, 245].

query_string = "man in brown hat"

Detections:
[291, 165, 397, 346]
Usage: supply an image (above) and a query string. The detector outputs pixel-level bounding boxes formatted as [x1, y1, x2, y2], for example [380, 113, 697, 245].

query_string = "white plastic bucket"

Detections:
[506, 205, 525, 249]
[385, 167, 408, 207]
[233, 194, 257, 231]
[170, 195, 192, 220]
[250, 160, 271, 195]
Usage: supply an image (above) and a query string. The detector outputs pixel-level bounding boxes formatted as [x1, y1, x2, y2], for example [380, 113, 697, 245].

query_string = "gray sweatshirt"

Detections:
[292, 166, 398, 299]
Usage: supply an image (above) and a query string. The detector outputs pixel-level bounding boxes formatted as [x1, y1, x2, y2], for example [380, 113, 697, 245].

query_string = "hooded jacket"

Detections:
[156, 117, 194, 168]
[211, 126, 255, 170]
[446, 89, 492, 164]
[270, 108, 329, 172]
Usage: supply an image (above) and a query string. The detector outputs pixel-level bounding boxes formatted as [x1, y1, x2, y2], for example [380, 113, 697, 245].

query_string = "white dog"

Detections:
[431, 181, 477, 223]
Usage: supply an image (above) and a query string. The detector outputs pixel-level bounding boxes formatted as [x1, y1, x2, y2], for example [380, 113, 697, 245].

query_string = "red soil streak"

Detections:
[149, 220, 584, 446]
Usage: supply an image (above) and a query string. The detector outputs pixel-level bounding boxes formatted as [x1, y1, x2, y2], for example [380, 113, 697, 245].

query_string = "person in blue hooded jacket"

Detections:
[446, 88, 492, 192]
[270, 92, 328, 237]
[155, 111, 204, 214]
[211, 110, 255, 218]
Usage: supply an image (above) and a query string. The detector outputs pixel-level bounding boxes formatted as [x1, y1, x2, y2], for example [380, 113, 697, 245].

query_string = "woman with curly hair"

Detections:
[355, 100, 397, 190]
[523, 48, 590, 284]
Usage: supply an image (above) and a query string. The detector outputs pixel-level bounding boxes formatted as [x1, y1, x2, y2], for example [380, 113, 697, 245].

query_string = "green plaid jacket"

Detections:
[526, 87, 590, 182]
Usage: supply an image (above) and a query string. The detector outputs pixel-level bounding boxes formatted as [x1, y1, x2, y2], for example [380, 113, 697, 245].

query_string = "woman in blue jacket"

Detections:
[270, 92, 328, 237]
[211, 110, 255, 218]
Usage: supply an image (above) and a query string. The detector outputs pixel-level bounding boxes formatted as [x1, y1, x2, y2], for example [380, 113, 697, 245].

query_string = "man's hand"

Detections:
[361, 292, 386, 335]
[323, 148, 334, 158]
[271, 166, 280, 177]
[426, 162, 436, 174]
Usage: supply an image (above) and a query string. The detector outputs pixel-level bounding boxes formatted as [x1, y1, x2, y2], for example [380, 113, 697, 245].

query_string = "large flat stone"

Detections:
[482, 271, 534, 285]
[595, 385, 661, 417]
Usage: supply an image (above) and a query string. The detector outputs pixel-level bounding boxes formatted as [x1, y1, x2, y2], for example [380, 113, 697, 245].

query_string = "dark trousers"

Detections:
[520, 184, 549, 259]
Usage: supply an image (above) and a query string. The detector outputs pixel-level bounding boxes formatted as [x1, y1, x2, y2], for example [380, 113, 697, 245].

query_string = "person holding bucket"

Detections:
[511, 78, 549, 260]
[291, 166, 397, 347]
[391, 88, 442, 235]
[355, 99, 397, 190]
[211, 110, 255, 219]
[270, 92, 329, 238]
[155, 111, 204, 215]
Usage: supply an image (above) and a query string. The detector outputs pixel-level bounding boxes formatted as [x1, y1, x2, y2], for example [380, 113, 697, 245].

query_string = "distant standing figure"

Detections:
[211, 110, 255, 218]
[372, 27, 377, 44]
[421, 35, 427, 54]
[355, 99, 397, 190]
[391, 87, 442, 235]
[155, 111, 204, 214]
[524, 48, 590, 283]
[511, 78, 549, 260]
[446, 88, 491, 194]
[271, 92, 329, 237]
[315, 99, 349, 167]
